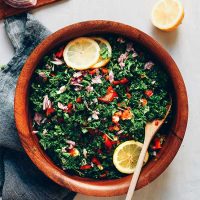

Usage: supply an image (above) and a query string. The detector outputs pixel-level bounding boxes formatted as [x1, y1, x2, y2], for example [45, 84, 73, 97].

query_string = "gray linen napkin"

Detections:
[0, 13, 76, 200]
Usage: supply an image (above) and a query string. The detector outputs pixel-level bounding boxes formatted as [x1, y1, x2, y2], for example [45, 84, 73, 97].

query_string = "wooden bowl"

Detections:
[14, 21, 188, 197]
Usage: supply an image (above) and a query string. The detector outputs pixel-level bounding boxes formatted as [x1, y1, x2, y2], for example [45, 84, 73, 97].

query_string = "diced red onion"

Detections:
[86, 85, 94, 92]
[73, 71, 82, 78]
[92, 110, 99, 120]
[33, 112, 43, 125]
[144, 61, 154, 70]
[116, 130, 124, 135]
[92, 75, 102, 84]
[58, 102, 68, 111]
[43, 95, 51, 110]
[109, 70, 114, 83]
[57, 86, 66, 94]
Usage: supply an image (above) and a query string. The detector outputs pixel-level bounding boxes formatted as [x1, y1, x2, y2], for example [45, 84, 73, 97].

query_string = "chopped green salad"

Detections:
[30, 35, 171, 179]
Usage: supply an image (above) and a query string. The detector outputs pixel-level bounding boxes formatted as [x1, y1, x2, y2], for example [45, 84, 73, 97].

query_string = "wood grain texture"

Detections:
[0, 0, 63, 20]
[14, 21, 188, 197]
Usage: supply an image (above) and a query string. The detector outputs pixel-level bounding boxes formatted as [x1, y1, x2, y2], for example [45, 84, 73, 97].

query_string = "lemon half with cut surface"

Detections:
[151, 0, 184, 32]
[63, 37, 100, 70]
[113, 140, 149, 174]
[90, 37, 112, 69]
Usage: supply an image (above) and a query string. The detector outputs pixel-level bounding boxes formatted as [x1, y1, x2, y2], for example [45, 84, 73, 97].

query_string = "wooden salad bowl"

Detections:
[14, 21, 188, 196]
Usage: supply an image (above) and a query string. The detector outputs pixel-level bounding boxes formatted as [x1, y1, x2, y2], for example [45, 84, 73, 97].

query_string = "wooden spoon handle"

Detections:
[125, 140, 150, 200]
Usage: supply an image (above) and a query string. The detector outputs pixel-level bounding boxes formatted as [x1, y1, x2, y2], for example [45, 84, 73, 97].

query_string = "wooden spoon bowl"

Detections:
[14, 20, 188, 197]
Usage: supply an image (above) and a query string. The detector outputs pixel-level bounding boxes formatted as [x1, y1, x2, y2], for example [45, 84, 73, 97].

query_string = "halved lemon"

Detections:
[90, 37, 112, 69]
[151, 0, 184, 32]
[63, 37, 100, 70]
[113, 140, 149, 174]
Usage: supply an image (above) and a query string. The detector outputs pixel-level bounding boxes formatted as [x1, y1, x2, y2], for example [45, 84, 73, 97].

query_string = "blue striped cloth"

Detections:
[0, 13, 75, 200]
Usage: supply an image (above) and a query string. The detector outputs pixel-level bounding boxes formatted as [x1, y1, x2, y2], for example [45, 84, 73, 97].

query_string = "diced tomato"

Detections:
[100, 170, 108, 178]
[80, 164, 92, 170]
[155, 120, 159, 126]
[112, 115, 120, 124]
[55, 47, 64, 58]
[76, 97, 82, 103]
[102, 134, 113, 149]
[105, 75, 109, 81]
[67, 103, 73, 113]
[121, 108, 133, 120]
[120, 78, 129, 84]
[98, 86, 118, 103]
[113, 80, 121, 85]
[108, 124, 120, 131]
[68, 148, 80, 157]
[126, 93, 131, 99]
[92, 157, 101, 166]
[140, 98, 148, 106]
[101, 68, 109, 74]
[115, 111, 122, 117]
[46, 107, 55, 116]
[145, 90, 153, 97]
[89, 69, 97, 75]
[113, 78, 128, 85]
[152, 138, 162, 150]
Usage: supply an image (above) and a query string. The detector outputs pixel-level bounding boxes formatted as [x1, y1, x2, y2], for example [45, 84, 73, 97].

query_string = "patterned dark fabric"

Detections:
[0, 13, 76, 200]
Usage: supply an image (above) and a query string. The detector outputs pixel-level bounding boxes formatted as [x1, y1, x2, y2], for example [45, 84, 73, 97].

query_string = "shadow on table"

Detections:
[133, 168, 175, 200]
[151, 27, 179, 49]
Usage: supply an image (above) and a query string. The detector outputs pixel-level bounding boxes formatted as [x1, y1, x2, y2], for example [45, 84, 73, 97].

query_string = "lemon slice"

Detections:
[90, 37, 112, 69]
[113, 140, 149, 174]
[151, 0, 184, 31]
[63, 37, 100, 70]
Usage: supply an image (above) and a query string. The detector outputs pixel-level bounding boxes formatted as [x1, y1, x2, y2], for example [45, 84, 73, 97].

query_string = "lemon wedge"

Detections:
[90, 37, 112, 69]
[151, 0, 184, 31]
[113, 140, 149, 174]
[63, 37, 100, 70]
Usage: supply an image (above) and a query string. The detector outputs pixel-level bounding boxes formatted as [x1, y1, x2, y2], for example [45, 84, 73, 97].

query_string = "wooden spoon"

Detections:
[125, 103, 171, 200]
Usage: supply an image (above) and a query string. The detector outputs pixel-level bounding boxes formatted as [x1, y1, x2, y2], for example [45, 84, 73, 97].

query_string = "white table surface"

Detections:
[0, 0, 199, 199]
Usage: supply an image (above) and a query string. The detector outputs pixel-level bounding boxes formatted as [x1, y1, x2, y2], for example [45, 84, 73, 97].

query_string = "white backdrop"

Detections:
[0, 0, 199, 199]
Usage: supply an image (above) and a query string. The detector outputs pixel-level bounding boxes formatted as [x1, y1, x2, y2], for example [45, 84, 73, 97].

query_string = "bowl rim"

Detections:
[14, 20, 188, 197]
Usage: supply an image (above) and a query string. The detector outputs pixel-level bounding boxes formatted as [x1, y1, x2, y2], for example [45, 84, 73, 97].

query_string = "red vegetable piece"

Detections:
[98, 86, 118, 103]
[46, 107, 55, 116]
[140, 98, 148, 106]
[113, 78, 128, 85]
[145, 90, 154, 97]
[126, 93, 131, 99]
[113, 80, 121, 85]
[100, 171, 108, 178]
[101, 68, 109, 74]
[120, 78, 129, 84]
[76, 97, 82, 103]
[152, 138, 162, 150]
[92, 157, 101, 166]
[55, 47, 64, 58]
[80, 164, 92, 170]
[155, 120, 159, 126]
[89, 69, 97, 75]
[67, 103, 73, 113]
[102, 134, 113, 149]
